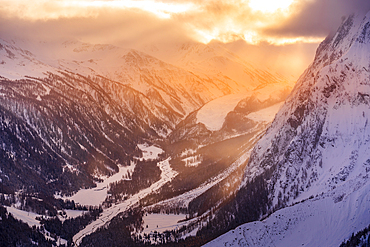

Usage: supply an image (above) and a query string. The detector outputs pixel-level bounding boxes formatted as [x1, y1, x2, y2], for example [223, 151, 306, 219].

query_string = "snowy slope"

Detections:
[0, 39, 58, 79]
[206, 11, 370, 247]
[5, 206, 43, 227]
[245, 102, 284, 123]
[205, 180, 370, 247]
[196, 82, 291, 131]
[196, 93, 247, 131]
[137, 144, 164, 161]
[141, 213, 186, 235]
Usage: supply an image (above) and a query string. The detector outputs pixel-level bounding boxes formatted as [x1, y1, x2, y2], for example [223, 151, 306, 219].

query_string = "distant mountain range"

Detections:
[0, 32, 291, 246]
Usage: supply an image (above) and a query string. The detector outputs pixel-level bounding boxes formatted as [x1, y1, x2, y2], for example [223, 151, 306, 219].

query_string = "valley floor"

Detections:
[73, 157, 178, 245]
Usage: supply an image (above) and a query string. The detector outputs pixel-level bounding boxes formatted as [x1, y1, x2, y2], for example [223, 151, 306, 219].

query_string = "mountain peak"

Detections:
[312, 12, 370, 72]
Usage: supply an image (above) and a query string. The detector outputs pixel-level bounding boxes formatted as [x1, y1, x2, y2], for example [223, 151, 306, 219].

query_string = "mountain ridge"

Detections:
[204, 11, 370, 247]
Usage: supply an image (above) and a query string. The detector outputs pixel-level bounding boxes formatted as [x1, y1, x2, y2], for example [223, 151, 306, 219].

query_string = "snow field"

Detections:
[5, 206, 83, 246]
[5, 206, 86, 227]
[141, 213, 187, 235]
[196, 93, 247, 131]
[56, 162, 136, 206]
[5, 206, 42, 227]
[137, 144, 164, 160]
[204, 179, 370, 247]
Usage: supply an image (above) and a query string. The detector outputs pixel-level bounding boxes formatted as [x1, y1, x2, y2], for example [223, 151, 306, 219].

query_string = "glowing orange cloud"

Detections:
[4, 0, 360, 46]
[0, 0, 194, 19]
[183, 0, 321, 45]
[248, 0, 295, 13]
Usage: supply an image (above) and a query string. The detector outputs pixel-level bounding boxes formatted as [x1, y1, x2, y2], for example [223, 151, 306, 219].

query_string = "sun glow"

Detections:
[1, 0, 194, 20]
[68, 0, 194, 19]
[0, 0, 324, 46]
[248, 0, 295, 13]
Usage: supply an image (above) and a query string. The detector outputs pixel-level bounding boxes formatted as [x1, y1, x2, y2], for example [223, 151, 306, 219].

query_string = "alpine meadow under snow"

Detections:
[0, 2, 369, 247]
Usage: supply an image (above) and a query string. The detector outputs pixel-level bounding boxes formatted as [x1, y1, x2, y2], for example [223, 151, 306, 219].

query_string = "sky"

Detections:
[0, 0, 369, 79]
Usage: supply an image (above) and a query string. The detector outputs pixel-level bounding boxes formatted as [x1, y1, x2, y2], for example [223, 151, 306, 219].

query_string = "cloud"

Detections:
[184, 0, 370, 43]
[1, 0, 369, 47]
[262, 0, 370, 38]
[3, 0, 359, 80]
[0, 6, 195, 48]
[0, 0, 283, 45]
[171, 0, 276, 43]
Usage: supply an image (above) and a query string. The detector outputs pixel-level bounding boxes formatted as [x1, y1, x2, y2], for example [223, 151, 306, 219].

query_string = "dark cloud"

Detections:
[263, 0, 370, 38]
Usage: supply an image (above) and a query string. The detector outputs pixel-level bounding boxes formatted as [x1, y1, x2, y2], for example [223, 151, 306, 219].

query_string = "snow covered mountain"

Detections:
[0, 38, 219, 118]
[71, 81, 290, 246]
[0, 34, 294, 246]
[0, 37, 289, 132]
[204, 11, 370, 247]
[143, 41, 288, 92]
